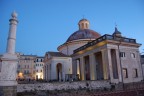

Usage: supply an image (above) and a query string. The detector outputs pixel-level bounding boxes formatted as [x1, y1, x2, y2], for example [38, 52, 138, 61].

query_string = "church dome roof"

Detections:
[66, 29, 101, 42]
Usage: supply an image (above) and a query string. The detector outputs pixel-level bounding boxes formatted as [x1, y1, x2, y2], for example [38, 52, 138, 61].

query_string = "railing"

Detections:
[74, 34, 136, 53]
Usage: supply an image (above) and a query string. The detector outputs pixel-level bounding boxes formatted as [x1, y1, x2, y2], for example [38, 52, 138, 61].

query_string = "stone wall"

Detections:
[17, 80, 111, 92]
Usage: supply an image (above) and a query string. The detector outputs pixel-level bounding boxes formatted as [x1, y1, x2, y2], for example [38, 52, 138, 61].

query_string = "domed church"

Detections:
[44, 19, 100, 81]
[58, 19, 101, 55]
[44, 19, 143, 83]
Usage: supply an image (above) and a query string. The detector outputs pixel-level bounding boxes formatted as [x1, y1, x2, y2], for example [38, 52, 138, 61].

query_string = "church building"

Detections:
[44, 19, 143, 83]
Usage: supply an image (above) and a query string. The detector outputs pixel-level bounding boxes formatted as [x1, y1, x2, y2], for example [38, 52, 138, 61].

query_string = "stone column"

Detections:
[107, 49, 114, 82]
[80, 57, 85, 80]
[89, 53, 96, 80]
[76, 59, 80, 76]
[101, 49, 109, 80]
[6, 11, 18, 54]
[0, 11, 18, 96]
[72, 59, 77, 75]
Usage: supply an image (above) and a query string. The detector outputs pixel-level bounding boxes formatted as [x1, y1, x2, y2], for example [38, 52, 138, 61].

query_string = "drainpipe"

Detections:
[118, 40, 124, 90]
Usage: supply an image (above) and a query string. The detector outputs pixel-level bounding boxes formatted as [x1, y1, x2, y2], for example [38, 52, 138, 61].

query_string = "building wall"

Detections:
[17, 55, 36, 80]
[44, 56, 72, 81]
[119, 46, 143, 83]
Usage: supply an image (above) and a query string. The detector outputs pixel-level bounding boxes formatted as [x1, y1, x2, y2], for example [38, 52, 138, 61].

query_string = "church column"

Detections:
[101, 49, 109, 80]
[76, 59, 80, 79]
[72, 59, 77, 75]
[80, 57, 85, 80]
[107, 49, 114, 82]
[89, 53, 96, 80]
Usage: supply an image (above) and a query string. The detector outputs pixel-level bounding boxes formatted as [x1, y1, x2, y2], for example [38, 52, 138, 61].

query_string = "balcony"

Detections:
[74, 34, 136, 53]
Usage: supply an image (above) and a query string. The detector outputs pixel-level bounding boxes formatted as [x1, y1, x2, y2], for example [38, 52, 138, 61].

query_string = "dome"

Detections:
[66, 29, 101, 42]
[78, 18, 89, 23]
[112, 27, 122, 37]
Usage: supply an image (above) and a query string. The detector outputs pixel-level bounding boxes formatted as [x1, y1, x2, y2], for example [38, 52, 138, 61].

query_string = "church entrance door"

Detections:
[56, 63, 62, 81]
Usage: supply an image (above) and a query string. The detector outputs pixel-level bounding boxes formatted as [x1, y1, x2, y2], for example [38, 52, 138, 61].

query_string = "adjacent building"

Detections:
[35, 57, 44, 79]
[17, 54, 37, 80]
[16, 53, 44, 80]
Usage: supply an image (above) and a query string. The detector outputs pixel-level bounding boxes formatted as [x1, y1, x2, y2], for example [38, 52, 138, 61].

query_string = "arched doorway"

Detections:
[56, 63, 62, 81]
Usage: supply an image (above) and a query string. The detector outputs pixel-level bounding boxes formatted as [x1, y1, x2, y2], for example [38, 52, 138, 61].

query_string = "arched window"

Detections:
[82, 23, 84, 29]
[86, 23, 88, 28]
[131, 53, 135, 58]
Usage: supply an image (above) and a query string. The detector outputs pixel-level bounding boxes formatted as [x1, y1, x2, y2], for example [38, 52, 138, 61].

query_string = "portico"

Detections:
[72, 45, 111, 81]
[72, 34, 142, 83]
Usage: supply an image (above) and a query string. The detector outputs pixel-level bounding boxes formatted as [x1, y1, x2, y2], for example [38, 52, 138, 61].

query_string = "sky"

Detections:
[0, 0, 144, 56]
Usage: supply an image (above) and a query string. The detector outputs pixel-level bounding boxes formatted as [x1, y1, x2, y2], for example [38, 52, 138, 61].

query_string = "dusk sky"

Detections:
[0, 0, 144, 56]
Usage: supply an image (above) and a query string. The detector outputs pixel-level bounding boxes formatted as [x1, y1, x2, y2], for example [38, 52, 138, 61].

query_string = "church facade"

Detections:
[44, 19, 143, 83]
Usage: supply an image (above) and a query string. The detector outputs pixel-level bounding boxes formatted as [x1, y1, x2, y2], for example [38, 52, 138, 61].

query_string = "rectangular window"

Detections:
[133, 69, 138, 78]
[27, 70, 29, 74]
[123, 68, 128, 78]
[120, 52, 125, 57]
[24, 70, 27, 74]
[131, 53, 135, 58]
[25, 65, 26, 68]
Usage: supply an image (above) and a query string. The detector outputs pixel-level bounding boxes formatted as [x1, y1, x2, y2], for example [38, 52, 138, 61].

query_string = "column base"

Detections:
[0, 86, 17, 96]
